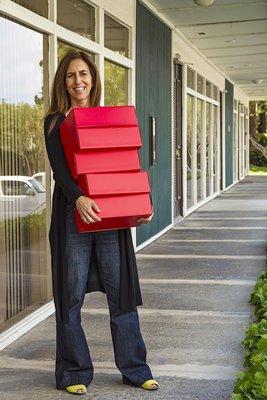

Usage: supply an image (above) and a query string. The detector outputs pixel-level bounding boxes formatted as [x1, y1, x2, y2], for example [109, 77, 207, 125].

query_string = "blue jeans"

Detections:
[54, 204, 153, 389]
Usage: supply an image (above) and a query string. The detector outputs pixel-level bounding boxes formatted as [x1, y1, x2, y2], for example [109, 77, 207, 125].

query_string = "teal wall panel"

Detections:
[225, 79, 234, 187]
[136, 1, 172, 246]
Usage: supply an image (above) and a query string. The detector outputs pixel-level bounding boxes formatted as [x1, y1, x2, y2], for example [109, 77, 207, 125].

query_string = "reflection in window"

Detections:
[104, 60, 127, 105]
[104, 14, 129, 57]
[57, 40, 95, 63]
[197, 74, 204, 95]
[0, 16, 48, 332]
[197, 99, 203, 200]
[187, 68, 195, 90]
[11, 0, 48, 18]
[57, 0, 95, 40]
[206, 102, 211, 196]
[187, 95, 193, 208]
[233, 112, 238, 181]
[206, 80, 211, 98]
[213, 105, 218, 192]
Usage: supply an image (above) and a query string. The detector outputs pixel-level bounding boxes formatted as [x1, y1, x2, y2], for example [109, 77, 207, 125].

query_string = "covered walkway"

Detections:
[0, 176, 266, 399]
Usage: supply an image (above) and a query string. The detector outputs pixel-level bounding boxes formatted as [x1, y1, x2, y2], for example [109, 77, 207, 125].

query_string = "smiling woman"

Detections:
[65, 59, 94, 107]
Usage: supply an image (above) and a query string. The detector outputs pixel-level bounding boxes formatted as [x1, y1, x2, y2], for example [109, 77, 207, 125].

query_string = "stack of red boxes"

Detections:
[60, 105, 153, 232]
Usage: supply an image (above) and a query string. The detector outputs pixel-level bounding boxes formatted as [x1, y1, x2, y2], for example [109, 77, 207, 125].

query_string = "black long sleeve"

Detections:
[44, 113, 84, 206]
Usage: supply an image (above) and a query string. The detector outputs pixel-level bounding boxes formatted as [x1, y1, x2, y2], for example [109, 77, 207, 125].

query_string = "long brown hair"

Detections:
[44, 50, 101, 134]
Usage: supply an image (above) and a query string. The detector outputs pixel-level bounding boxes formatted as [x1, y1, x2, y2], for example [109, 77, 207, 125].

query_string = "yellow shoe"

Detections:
[141, 379, 159, 390]
[65, 384, 87, 395]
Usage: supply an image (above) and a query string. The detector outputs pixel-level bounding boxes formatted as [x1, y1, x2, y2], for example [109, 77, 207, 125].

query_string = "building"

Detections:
[1, 0, 265, 347]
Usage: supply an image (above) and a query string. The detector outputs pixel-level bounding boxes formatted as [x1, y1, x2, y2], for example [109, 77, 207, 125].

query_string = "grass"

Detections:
[249, 165, 267, 175]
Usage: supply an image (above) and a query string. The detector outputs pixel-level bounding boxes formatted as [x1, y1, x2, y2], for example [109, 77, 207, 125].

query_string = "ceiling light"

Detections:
[193, 0, 215, 6]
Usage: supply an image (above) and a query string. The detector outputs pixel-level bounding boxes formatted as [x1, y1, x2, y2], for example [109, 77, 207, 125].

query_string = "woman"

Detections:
[43, 50, 159, 395]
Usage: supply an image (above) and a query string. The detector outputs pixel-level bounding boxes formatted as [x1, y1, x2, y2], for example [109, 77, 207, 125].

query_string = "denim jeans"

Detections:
[54, 204, 153, 389]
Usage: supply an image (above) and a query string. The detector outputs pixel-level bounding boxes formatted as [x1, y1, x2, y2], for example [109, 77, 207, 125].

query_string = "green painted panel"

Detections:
[225, 79, 234, 187]
[136, 1, 172, 246]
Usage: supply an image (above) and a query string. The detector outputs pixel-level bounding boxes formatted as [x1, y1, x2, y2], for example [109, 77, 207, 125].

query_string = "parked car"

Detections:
[0, 175, 46, 219]
[32, 172, 46, 188]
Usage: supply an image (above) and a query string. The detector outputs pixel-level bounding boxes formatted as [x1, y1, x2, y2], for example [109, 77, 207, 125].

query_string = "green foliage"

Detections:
[0, 102, 45, 175]
[249, 165, 267, 175]
[104, 60, 127, 106]
[231, 261, 267, 399]
[250, 150, 267, 168]
[250, 275, 267, 319]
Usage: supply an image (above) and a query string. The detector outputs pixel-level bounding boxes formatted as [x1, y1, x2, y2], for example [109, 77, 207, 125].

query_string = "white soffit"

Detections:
[149, 0, 267, 100]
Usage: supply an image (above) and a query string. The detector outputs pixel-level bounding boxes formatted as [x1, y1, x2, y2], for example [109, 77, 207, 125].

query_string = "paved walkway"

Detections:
[0, 175, 266, 399]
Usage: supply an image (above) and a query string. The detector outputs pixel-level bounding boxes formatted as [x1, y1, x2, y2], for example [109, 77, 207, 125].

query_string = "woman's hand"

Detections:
[75, 196, 101, 224]
[137, 211, 154, 225]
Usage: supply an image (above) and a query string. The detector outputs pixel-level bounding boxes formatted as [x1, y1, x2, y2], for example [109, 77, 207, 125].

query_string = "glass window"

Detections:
[57, 40, 95, 62]
[104, 60, 127, 105]
[187, 68, 195, 90]
[213, 86, 219, 101]
[233, 112, 238, 181]
[197, 74, 204, 94]
[57, 0, 95, 41]
[206, 80, 211, 98]
[104, 14, 129, 57]
[206, 102, 211, 195]
[213, 105, 218, 192]
[187, 94, 193, 209]
[11, 0, 48, 18]
[197, 99, 203, 201]
[0, 16, 49, 332]
[29, 178, 46, 193]
[234, 99, 237, 111]
[1, 180, 32, 196]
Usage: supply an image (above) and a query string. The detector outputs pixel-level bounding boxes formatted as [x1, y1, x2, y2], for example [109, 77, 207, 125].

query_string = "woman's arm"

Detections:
[44, 114, 84, 206]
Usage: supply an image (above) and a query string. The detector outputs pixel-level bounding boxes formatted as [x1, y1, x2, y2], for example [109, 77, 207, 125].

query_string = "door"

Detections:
[173, 62, 183, 218]
[136, 1, 172, 245]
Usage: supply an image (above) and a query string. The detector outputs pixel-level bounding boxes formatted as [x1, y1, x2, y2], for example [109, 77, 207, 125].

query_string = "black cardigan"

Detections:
[44, 112, 143, 323]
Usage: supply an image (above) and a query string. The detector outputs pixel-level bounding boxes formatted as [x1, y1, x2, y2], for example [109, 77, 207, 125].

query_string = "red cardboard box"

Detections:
[74, 193, 152, 232]
[64, 148, 141, 179]
[60, 106, 142, 179]
[77, 171, 150, 196]
[59, 106, 153, 232]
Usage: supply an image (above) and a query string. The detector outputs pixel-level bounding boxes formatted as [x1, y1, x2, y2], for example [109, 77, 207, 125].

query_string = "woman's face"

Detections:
[65, 58, 94, 107]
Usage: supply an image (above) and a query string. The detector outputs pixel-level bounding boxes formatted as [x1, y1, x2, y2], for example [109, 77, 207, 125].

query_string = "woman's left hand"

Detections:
[137, 211, 154, 225]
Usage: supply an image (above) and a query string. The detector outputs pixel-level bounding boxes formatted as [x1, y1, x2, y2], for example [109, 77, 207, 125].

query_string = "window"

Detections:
[197, 74, 204, 94]
[187, 68, 195, 90]
[1, 181, 31, 196]
[187, 94, 193, 208]
[104, 14, 129, 57]
[11, 0, 48, 18]
[0, 15, 49, 332]
[57, 0, 95, 40]
[197, 99, 203, 200]
[206, 80, 211, 98]
[104, 60, 128, 105]
[57, 40, 95, 62]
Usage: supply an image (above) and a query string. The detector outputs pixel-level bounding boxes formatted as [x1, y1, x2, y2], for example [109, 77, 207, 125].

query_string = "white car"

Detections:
[0, 175, 46, 219]
[32, 172, 46, 188]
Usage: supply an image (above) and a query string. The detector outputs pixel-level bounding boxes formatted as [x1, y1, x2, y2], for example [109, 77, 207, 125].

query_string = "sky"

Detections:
[0, 16, 43, 106]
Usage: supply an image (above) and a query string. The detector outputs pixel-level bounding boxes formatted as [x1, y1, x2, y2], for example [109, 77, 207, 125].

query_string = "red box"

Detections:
[65, 148, 141, 179]
[74, 193, 152, 232]
[60, 105, 142, 147]
[77, 171, 150, 196]
[75, 172, 152, 232]
[59, 106, 153, 232]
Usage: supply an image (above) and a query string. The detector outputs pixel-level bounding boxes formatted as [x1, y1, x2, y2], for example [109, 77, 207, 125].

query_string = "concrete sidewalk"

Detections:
[0, 176, 266, 399]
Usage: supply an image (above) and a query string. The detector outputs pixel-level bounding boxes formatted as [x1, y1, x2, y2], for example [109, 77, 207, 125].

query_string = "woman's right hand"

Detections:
[75, 196, 101, 224]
